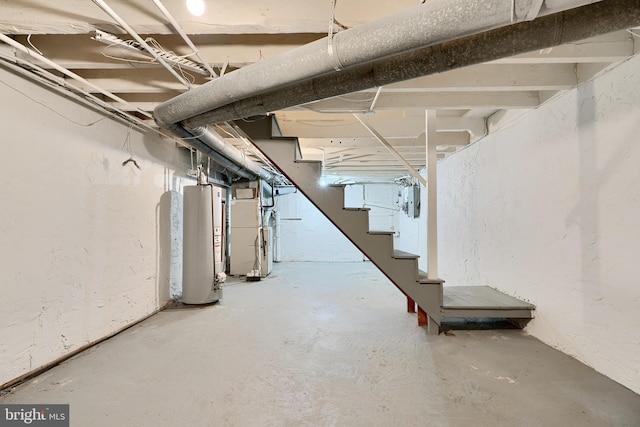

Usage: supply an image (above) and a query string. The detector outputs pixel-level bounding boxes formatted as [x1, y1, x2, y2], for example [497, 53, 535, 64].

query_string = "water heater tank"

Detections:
[182, 185, 223, 304]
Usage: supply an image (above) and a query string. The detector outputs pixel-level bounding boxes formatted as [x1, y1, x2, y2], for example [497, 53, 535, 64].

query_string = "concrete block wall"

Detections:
[0, 66, 189, 386]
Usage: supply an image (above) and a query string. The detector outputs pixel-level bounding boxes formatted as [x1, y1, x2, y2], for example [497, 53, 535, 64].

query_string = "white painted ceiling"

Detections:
[1, 0, 638, 184]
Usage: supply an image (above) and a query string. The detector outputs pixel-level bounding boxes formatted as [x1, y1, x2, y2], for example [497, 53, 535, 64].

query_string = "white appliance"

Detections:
[230, 198, 273, 278]
[182, 184, 224, 304]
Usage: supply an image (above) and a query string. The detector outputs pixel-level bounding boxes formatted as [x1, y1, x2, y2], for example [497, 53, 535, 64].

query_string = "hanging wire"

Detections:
[172, 61, 196, 85]
[0, 76, 108, 127]
[331, 0, 349, 30]
[121, 124, 140, 169]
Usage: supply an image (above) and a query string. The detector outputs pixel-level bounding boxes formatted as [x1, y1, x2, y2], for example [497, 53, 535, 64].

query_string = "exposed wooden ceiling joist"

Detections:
[1, 0, 638, 183]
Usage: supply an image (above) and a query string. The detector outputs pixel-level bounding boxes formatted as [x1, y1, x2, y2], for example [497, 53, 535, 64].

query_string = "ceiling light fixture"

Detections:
[186, 0, 205, 16]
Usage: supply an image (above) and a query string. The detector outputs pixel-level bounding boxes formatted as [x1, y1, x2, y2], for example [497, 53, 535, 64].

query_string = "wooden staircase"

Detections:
[252, 137, 443, 332]
[250, 136, 534, 334]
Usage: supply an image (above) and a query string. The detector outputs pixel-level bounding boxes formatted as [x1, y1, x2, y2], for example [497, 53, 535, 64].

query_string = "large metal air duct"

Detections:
[180, 0, 640, 126]
[154, 0, 607, 128]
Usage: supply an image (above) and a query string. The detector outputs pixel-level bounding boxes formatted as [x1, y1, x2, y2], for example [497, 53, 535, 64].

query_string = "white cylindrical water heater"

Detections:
[183, 185, 223, 304]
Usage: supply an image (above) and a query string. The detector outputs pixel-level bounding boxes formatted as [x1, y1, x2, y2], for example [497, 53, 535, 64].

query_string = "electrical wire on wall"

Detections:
[0, 74, 108, 128]
[121, 124, 140, 169]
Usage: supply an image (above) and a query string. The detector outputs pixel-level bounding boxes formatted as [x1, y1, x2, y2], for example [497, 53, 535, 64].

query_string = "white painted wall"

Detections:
[0, 66, 189, 386]
[276, 184, 402, 262]
[345, 184, 401, 232]
[434, 56, 640, 393]
[277, 191, 363, 262]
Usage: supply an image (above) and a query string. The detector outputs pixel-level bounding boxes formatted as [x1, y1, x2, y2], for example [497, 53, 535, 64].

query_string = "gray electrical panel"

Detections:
[406, 185, 420, 218]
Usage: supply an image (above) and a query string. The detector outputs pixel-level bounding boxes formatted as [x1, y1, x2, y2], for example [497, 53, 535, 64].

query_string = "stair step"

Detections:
[292, 159, 322, 176]
[368, 230, 394, 236]
[418, 270, 445, 284]
[441, 286, 535, 319]
[393, 250, 419, 259]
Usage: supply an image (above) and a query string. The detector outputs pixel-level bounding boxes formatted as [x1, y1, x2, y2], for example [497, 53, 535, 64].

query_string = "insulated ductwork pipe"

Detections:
[154, 0, 604, 128]
[166, 124, 257, 180]
[187, 125, 274, 182]
[180, 0, 639, 126]
[167, 123, 273, 181]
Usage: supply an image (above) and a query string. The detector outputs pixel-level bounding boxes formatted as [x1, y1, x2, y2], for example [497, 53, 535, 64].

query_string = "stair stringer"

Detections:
[252, 138, 443, 325]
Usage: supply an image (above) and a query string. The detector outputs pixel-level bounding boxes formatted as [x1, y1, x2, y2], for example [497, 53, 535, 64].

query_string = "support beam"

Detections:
[372, 63, 578, 92]
[277, 110, 476, 141]
[300, 91, 541, 111]
[151, 0, 218, 78]
[91, 0, 192, 89]
[426, 110, 438, 280]
[490, 31, 634, 63]
[297, 133, 470, 148]
[64, 69, 202, 93]
[417, 306, 428, 326]
[407, 297, 416, 313]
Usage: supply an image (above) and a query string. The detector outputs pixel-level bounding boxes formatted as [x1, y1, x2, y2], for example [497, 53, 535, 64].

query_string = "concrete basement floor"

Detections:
[2, 262, 639, 426]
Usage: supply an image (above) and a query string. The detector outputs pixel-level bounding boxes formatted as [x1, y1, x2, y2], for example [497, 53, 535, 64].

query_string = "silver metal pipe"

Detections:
[151, 0, 218, 78]
[182, 0, 639, 126]
[185, 125, 274, 182]
[273, 186, 297, 196]
[154, 0, 601, 127]
[273, 209, 281, 263]
[225, 186, 232, 273]
[91, 0, 192, 88]
[166, 124, 258, 180]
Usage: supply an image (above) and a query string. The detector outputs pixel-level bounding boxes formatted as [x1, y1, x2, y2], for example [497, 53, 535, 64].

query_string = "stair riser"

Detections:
[253, 139, 298, 165]
[304, 188, 346, 210]
[377, 258, 419, 283]
[351, 236, 394, 260]
[288, 161, 323, 183]
[330, 210, 370, 234]
[352, 234, 394, 259]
